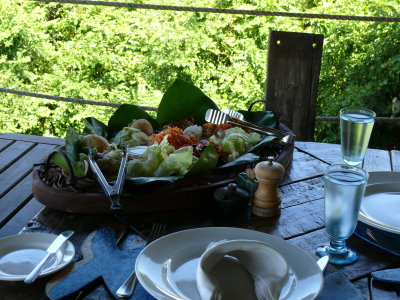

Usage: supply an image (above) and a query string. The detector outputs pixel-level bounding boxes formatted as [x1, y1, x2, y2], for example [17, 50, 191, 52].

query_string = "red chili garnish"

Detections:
[149, 127, 199, 149]
[202, 123, 232, 138]
[194, 141, 229, 164]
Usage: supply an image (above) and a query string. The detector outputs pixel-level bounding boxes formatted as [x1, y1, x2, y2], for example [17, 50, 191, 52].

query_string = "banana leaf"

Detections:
[157, 79, 219, 126]
[219, 153, 260, 168]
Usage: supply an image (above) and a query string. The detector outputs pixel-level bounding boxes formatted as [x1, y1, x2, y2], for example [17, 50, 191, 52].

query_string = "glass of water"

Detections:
[340, 107, 376, 166]
[316, 164, 368, 265]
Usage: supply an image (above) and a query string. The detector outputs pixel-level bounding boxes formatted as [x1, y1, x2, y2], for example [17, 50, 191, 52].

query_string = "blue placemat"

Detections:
[317, 271, 366, 300]
[46, 228, 155, 300]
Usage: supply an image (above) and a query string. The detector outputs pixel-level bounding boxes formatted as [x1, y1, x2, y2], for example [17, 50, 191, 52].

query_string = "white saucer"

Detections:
[135, 227, 323, 300]
[359, 171, 400, 234]
[0, 233, 75, 281]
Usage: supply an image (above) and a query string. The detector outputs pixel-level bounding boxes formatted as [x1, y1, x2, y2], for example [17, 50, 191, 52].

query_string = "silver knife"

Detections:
[24, 230, 74, 284]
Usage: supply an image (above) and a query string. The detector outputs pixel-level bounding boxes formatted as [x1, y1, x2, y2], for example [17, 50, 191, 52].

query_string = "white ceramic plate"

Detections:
[359, 171, 400, 234]
[0, 233, 75, 281]
[135, 227, 323, 300]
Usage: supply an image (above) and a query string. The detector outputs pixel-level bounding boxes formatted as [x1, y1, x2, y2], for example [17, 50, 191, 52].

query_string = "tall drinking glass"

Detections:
[340, 107, 376, 166]
[316, 164, 368, 265]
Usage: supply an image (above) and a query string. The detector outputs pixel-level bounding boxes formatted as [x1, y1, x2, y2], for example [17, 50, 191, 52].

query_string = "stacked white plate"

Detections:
[359, 171, 400, 234]
[135, 227, 324, 300]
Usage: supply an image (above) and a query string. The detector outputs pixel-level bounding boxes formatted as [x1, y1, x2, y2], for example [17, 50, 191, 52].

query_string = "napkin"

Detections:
[196, 240, 289, 300]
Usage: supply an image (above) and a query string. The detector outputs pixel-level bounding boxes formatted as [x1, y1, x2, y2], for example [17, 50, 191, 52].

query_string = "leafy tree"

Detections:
[0, 0, 399, 149]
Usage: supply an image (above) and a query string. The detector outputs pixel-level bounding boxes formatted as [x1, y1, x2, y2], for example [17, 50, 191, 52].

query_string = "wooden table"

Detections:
[1, 132, 400, 299]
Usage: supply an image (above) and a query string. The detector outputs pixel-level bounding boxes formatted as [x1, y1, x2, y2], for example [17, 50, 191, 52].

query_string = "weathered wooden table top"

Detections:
[1, 132, 400, 299]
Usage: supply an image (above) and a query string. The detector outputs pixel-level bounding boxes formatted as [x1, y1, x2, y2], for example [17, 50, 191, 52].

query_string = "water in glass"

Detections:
[324, 170, 367, 240]
[340, 108, 375, 166]
[316, 164, 368, 265]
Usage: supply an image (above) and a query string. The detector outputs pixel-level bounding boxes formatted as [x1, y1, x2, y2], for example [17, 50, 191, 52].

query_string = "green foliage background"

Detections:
[0, 0, 399, 148]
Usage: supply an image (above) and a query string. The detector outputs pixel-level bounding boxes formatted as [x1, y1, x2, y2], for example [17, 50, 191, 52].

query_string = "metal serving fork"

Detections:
[223, 108, 244, 120]
[116, 223, 167, 298]
[205, 109, 295, 145]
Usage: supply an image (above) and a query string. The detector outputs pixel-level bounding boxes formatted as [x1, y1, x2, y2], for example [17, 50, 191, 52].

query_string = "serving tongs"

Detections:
[206, 109, 295, 145]
[87, 145, 129, 211]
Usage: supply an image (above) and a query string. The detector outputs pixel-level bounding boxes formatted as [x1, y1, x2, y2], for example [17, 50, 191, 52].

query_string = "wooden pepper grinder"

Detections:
[252, 156, 285, 217]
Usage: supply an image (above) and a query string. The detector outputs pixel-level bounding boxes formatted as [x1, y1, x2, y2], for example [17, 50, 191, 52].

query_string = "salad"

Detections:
[51, 79, 279, 184]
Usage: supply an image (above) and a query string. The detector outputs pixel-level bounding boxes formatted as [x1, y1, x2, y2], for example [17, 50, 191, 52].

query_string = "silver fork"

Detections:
[223, 108, 244, 120]
[205, 109, 295, 145]
[116, 223, 166, 298]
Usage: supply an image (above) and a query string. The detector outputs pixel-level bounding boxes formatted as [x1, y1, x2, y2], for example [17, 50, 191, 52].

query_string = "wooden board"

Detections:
[265, 31, 324, 141]
[0, 133, 64, 146]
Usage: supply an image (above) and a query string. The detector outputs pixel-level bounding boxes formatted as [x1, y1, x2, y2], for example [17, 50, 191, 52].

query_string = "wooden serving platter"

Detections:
[32, 127, 294, 215]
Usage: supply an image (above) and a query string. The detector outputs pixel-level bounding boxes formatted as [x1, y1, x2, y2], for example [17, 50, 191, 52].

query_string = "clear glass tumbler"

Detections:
[340, 107, 376, 166]
[316, 164, 368, 265]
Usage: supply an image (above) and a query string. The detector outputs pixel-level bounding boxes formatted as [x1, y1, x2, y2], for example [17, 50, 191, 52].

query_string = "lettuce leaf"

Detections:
[112, 127, 151, 148]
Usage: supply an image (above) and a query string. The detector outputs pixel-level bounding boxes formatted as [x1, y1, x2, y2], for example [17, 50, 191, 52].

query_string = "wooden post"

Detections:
[265, 31, 324, 141]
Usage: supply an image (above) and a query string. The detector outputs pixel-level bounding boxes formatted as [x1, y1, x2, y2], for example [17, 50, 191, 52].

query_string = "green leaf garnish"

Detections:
[65, 127, 83, 163]
[188, 145, 218, 175]
[83, 117, 108, 138]
[219, 153, 260, 168]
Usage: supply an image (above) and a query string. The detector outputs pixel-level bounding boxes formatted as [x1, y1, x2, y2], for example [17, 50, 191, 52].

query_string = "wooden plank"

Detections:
[0, 143, 58, 197]
[288, 228, 400, 280]
[0, 138, 13, 151]
[265, 31, 324, 141]
[218, 198, 325, 239]
[280, 176, 324, 208]
[0, 174, 34, 227]
[252, 199, 325, 238]
[281, 148, 328, 185]
[391, 150, 400, 171]
[0, 141, 35, 172]
[0, 199, 44, 238]
[352, 278, 371, 300]
[363, 149, 392, 172]
[297, 142, 393, 172]
[0, 133, 64, 146]
[295, 141, 342, 165]
[0, 280, 48, 300]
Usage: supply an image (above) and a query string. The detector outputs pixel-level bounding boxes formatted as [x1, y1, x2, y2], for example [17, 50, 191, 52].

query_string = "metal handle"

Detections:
[116, 269, 138, 298]
[88, 147, 128, 211]
[227, 119, 295, 144]
[24, 252, 54, 284]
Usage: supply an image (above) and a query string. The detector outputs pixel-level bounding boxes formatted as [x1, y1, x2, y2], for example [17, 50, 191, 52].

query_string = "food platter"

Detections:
[32, 123, 293, 214]
[32, 80, 294, 214]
